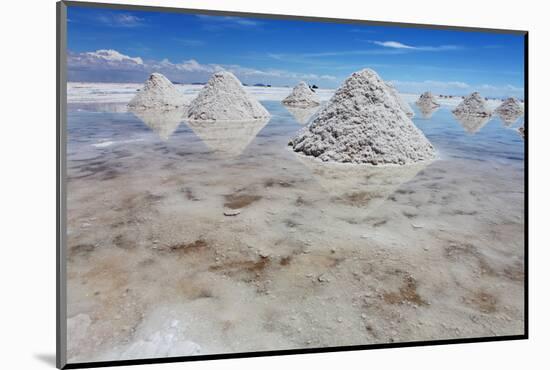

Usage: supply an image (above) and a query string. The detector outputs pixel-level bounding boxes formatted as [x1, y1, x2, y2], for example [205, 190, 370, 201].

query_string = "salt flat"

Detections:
[65, 86, 525, 363]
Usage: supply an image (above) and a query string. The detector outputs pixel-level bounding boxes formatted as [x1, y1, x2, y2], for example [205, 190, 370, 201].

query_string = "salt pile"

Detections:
[495, 97, 524, 125]
[298, 155, 428, 215]
[289, 69, 435, 165]
[282, 81, 320, 107]
[452, 92, 492, 117]
[518, 126, 525, 139]
[187, 71, 270, 121]
[128, 73, 186, 109]
[416, 92, 440, 109]
[386, 82, 414, 118]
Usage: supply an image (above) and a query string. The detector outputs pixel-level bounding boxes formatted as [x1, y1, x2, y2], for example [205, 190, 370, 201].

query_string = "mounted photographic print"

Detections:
[57, 1, 527, 368]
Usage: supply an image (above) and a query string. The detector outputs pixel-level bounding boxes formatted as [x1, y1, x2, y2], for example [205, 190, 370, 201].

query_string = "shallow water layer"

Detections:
[66, 101, 525, 363]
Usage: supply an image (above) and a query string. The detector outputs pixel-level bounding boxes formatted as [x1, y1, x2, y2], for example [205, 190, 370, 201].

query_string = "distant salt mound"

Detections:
[282, 81, 320, 108]
[289, 69, 435, 165]
[495, 97, 524, 125]
[187, 71, 270, 121]
[386, 82, 414, 118]
[452, 92, 492, 117]
[128, 73, 186, 109]
[416, 92, 440, 109]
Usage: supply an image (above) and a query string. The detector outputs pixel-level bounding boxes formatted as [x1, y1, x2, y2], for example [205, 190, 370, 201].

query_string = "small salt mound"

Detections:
[452, 92, 492, 117]
[386, 82, 414, 118]
[416, 92, 440, 109]
[289, 68, 435, 165]
[495, 97, 524, 125]
[128, 73, 186, 109]
[187, 71, 270, 121]
[282, 81, 320, 107]
[518, 126, 525, 139]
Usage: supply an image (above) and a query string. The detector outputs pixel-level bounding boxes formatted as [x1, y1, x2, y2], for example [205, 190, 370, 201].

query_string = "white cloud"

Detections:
[68, 49, 337, 86]
[96, 13, 145, 28]
[371, 40, 461, 51]
[372, 41, 415, 49]
[390, 79, 523, 98]
[84, 49, 144, 65]
[195, 15, 262, 30]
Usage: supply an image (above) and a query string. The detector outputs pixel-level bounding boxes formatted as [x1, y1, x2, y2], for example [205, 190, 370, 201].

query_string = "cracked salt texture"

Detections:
[187, 71, 270, 121]
[282, 81, 320, 108]
[452, 92, 492, 117]
[128, 73, 186, 109]
[289, 69, 435, 165]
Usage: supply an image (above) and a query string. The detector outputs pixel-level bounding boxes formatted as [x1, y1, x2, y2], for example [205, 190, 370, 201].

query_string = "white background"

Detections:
[1, 0, 547, 368]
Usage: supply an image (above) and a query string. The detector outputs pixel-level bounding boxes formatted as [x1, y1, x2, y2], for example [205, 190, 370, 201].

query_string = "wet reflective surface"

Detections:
[66, 101, 525, 363]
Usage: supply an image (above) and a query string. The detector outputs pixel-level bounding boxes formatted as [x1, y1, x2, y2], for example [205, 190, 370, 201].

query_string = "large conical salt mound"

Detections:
[386, 82, 414, 118]
[416, 92, 440, 109]
[495, 97, 524, 125]
[289, 69, 435, 165]
[187, 71, 270, 121]
[282, 81, 320, 108]
[452, 92, 492, 117]
[128, 73, 186, 109]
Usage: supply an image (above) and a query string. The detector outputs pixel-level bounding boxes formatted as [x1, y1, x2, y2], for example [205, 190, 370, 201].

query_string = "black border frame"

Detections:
[56, 1, 528, 369]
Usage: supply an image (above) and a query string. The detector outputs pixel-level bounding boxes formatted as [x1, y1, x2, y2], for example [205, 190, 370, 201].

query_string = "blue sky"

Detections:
[67, 6, 525, 97]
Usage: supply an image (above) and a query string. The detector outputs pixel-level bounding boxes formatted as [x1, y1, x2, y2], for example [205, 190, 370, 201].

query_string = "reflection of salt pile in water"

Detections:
[416, 92, 440, 109]
[453, 114, 492, 134]
[282, 81, 320, 107]
[128, 73, 186, 109]
[187, 117, 270, 157]
[130, 107, 186, 140]
[187, 71, 270, 121]
[452, 92, 492, 117]
[452, 92, 493, 134]
[495, 97, 524, 125]
[299, 155, 428, 213]
[290, 69, 435, 165]
[418, 104, 439, 119]
[285, 105, 321, 125]
[386, 82, 414, 118]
